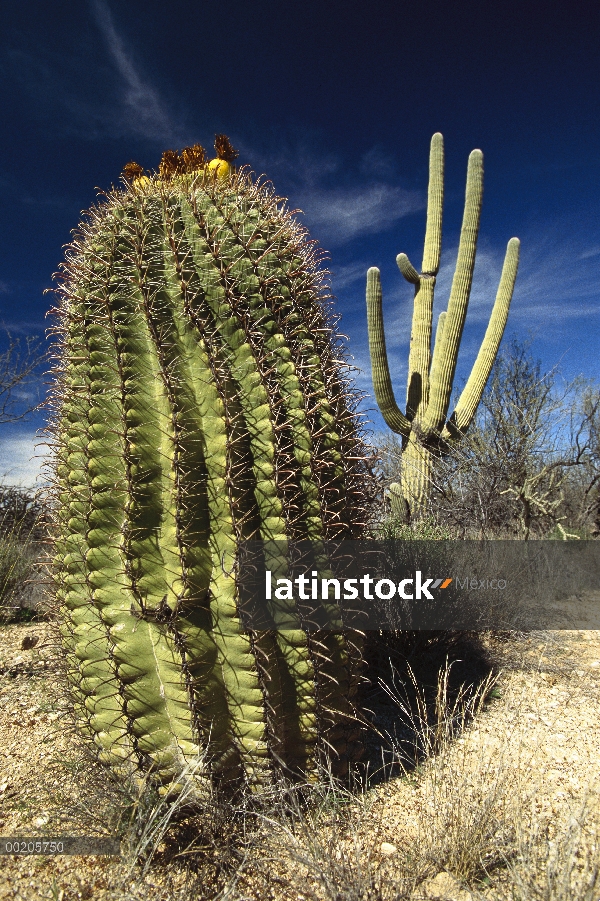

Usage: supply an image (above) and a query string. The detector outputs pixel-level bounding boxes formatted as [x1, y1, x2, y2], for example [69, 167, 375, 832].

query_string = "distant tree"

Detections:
[0, 327, 44, 425]
[0, 328, 47, 618]
[376, 339, 594, 539]
[560, 385, 600, 535]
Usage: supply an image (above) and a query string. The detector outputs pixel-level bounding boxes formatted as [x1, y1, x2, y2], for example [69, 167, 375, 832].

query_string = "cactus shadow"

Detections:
[357, 630, 497, 788]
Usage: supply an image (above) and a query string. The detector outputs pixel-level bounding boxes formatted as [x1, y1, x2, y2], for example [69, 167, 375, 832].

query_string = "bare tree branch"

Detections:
[0, 327, 45, 425]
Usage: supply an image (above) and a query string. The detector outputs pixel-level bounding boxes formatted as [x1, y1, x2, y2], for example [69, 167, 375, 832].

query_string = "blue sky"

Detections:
[0, 0, 598, 485]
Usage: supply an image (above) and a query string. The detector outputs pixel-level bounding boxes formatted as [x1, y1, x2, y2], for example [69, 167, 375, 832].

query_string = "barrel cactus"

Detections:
[48, 137, 376, 792]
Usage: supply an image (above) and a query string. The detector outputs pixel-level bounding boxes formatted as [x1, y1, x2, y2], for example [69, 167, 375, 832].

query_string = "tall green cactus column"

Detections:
[366, 133, 520, 520]
[49, 140, 377, 792]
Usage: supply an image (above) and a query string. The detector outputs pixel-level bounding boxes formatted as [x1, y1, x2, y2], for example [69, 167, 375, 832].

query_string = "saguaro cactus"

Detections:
[366, 133, 520, 520]
[49, 141, 376, 791]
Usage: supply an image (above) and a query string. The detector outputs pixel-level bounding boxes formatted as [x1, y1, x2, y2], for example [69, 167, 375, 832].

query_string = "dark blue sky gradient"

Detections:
[0, 0, 598, 482]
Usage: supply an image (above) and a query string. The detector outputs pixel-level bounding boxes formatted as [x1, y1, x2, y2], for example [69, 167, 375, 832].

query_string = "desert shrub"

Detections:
[0, 484, 46, 539]
[0, 485, 47, 621]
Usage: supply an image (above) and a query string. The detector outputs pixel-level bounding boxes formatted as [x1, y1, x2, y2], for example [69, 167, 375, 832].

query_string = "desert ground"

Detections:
[1, 621, 599, 901]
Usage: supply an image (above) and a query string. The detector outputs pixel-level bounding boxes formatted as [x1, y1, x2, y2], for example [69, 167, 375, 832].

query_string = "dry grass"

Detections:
[240, 661, 511, 900]
[503, 790, 600, 901]
[382, 663, 519, 884]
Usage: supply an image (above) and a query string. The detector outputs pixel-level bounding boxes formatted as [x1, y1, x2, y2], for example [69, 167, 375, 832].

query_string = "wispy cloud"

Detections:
[0, 433, 49, 488]
[243, 139, 423, 246]
[359, 146, 399, 179]
[578, 245, 600, 261]
[487, 232, 599, 328]
[4, 3, 181, 144]
[89, 0, 177, 143]
[330, 262, 369, 292]
[297, 183, 422, 245]
[0, 319, 46, 338]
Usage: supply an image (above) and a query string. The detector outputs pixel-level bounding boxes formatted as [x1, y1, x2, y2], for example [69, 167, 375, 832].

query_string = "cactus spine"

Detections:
[49, 148, 375, 791]
[366, 133, 520, 519]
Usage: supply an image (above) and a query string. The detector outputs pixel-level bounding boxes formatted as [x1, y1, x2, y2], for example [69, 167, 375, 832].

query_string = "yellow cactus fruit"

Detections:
[207, 158, 232, 179]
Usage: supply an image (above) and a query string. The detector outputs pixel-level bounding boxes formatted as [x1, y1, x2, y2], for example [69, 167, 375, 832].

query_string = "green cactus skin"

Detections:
[366, 134, 520, 519]
[49, 167, 376, 791]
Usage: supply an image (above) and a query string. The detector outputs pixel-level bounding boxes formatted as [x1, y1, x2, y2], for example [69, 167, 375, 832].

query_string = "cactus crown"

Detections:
[48, 158, 377, 791]
[135, 134, 239, 183]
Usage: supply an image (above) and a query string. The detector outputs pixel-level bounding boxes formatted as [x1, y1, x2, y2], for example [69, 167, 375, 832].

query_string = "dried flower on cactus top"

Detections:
[214, 134, 239, 162]
[180, 143, 206, 172]
[121, 161, 145, 183]
[159, 149, 183, 178]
